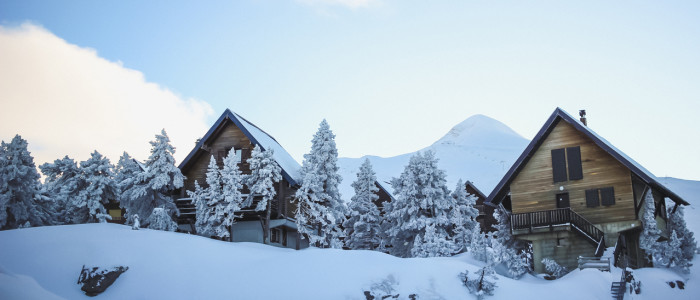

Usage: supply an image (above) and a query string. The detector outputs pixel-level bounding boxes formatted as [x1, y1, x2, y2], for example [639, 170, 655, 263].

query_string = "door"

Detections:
[556, 193, 570, 208]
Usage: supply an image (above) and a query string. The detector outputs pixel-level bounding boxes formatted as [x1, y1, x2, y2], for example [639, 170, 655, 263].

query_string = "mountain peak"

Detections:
[431, 114, 525, 147]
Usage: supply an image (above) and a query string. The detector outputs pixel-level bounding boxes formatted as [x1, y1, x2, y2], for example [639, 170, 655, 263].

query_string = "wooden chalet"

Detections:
[486, 108, 689, 273]
[466, 181, 497, 233]
[177, 109, 308, 249]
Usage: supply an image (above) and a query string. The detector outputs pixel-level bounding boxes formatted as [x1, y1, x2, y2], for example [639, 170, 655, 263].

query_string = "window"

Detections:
[585, 187, 615, 207]
[271, 228, 280, 243]
[551, 146, 583, 183]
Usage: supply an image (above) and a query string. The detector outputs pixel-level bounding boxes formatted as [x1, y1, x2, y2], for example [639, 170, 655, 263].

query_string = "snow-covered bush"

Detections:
[541, 258, 567, 279]
[131, 214, 140, 230]
[459, 266, 498, 300]
[490, 209, 531, 277]
[147, 207, 177, 231]
[659, 230, 691, 273]
[470, 229, 491, 262]
[384, 151, 454, 258]
[344, 158, 382, 250]
[294, 120, 346, 248]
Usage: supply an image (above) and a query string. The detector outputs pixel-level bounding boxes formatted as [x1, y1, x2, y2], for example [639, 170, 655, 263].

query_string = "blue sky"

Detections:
[1, 0, 699, 180]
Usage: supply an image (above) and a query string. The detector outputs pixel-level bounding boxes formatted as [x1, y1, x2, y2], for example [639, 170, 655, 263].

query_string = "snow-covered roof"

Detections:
[487, 107, 688, 206]
[178, 109, 302, 186]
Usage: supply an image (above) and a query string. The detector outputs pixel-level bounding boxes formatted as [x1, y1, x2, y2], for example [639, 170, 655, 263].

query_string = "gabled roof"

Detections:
[178, 109, 302, 186]
[465, 181, 487, 200]
[486, 107, 688, 206]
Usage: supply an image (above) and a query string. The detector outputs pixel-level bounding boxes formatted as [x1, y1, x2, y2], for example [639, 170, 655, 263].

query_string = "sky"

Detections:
[0, 0, 699, 181]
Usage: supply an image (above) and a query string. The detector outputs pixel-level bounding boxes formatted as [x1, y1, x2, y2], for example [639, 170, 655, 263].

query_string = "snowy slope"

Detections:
[338, 114, 529, 199]
[1, 224, 698, 300]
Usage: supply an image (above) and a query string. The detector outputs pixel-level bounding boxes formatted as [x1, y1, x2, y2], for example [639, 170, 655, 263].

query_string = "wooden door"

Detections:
[556, 193, 570, 208]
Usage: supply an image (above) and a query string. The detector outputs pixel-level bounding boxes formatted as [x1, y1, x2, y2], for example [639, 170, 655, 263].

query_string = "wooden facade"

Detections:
[486, 108, 688, 273]
[177, 109, 305, 249]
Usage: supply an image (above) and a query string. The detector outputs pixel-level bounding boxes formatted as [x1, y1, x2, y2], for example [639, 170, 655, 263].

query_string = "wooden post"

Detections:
[548, 210, 553, 231]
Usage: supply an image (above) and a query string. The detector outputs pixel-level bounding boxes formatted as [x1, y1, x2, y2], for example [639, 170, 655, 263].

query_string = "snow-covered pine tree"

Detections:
[189, 180, 210, 236]
[451, 179, 479, 253]
[114, 152, 142, 224]
[147, 207, 178, 231]
[640, 190, 663, 264]
[123, 129, 183, 226]
[190, 156, 223, 236]
[490, 209, 531, 277]
[245, 146, 282, 244]
[667, 205, 696, 263]
[0, 135, 55, 229]
[659, 230, 691, 272]
[216, 148, 244, 241]
[39, 155, 84, 224]
[294, 120, 346, 248]
[411, 222, 455, 258]
[459, 265, 498, 300]
[383, 151, 454, 257]
[343, 158, 382, 250]
[75, 151, 118, 223]
[470, 229, 491, 262]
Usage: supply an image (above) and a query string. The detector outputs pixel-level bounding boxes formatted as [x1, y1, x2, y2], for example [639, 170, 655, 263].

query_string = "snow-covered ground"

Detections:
[338, 114, 529, 199]
[1, 222, 698, 299]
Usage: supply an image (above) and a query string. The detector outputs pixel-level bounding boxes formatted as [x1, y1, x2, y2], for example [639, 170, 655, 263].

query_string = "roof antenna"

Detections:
[579, 110, 587, 126]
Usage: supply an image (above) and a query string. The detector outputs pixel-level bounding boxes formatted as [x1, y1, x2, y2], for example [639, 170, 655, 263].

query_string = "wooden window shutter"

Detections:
[566, 146, 583, 180]
[585, 189, 600, 208]
[600, 187, 615, 206]
[551, 148, 567, 183]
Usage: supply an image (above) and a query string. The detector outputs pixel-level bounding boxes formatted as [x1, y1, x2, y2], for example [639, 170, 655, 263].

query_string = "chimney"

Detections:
[579, 110, 587, 126]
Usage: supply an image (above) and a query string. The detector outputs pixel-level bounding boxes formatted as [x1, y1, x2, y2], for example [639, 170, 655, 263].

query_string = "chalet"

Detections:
[176, 109, 308, 249]
[486, 108, 689, 273]
[466, 181, 497, 233]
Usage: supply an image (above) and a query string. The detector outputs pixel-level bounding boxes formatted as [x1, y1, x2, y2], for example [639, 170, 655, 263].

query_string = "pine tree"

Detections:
[640, 191, 663, 264]
[114, 152, 142, 223]
[246, 146, 282, 244]
[411, 222, 455, 258]
[657, 230, 690, 272]
[216, 148, 244, 241]
[343, 158, 382, 250]
[74, 151, 118, 223]
[490, 209, 531, 277]
[470, 229, 491, 262]
[0, 135, 55, 229]
[147, 207, 178, 231]
[189, 180, 211, 236]
[294, 120, 346, 248]
[122, 129, 183, 226]
[39, 155, 84, 224]
[451, 179, 479, 253]
[541, 258, 567, 278]
[667, 205, 696, 263]
[190, 156, 222, 237]
[383, 151, 454, 257]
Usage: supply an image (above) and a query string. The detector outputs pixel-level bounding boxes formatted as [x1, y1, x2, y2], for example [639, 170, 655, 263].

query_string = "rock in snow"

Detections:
[77, 265, 128, 296]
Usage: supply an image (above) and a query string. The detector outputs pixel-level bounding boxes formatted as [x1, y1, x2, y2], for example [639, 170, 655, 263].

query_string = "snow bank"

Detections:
[1, 224, 699, 299]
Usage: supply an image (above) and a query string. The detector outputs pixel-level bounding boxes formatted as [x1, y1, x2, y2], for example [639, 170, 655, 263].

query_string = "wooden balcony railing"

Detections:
[510, 208, 605, 255]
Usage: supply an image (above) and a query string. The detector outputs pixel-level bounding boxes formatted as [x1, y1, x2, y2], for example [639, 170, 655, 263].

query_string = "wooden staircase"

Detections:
[511, 208, 606, 256]
[610, 281, 625, 300]
[175, 197, 196, 233]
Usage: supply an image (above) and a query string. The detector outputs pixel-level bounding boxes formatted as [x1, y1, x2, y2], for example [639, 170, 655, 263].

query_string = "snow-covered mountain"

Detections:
[338, 114, 529, 200]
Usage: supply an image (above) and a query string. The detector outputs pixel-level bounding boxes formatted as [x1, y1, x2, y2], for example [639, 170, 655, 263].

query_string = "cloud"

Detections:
[0, 23, 214, 169]
[297, 0, 376, 9]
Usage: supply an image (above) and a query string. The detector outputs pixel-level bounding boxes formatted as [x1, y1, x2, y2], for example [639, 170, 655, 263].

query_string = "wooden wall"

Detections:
[182, 120, 254, 191]
[509, 120, 636, 226]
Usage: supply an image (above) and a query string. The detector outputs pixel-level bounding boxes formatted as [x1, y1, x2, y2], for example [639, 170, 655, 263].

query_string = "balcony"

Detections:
[510, 208, 606, 256]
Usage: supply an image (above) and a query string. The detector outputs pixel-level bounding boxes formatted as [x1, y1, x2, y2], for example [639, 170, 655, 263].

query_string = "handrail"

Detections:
[510, 208, 604, 250]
